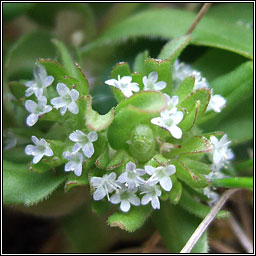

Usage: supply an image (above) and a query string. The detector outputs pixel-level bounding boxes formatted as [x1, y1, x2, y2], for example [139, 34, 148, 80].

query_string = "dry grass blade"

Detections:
[141, 231, 162, 253]
[180, 188, 239, 253]
[186, 3, 212, 34]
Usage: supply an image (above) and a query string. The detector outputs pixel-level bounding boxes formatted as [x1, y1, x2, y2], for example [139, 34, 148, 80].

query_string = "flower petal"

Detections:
[141, 194, 151, 205]
[51, 97, 66, 108]
[118, 172, 127, 183]
[93, 187, 106, 201]
[170, 125, 182, 139]
[160, 176, 172, 191]
[172, 111, 184, 125]
[105, 79, 117, 86]
[151, 196, 160, 209]
[25, 145, 36, 156]
[26, 113, 38, 126]
[148, 71, 158, 83]
[129, 194, 140, 206]
[74, 164, 82, 176]
[82, 142, 94, 158]
[154, 81, 166, 91]
[120, 200, 131, 212]
[110, 193, 121, 204]
[32, 153, 44, 164]
[25, 100, 37, 113]
[70, 89, 79, 101]
[72, 143, 82, 153]
[67, 102, 79, 114]
[145, 165, 155, 175]
[57, 83, 70, 96]
[60, 107, 67, 116]
[42, 76, 54, 87]
[88, 131, 98, 142]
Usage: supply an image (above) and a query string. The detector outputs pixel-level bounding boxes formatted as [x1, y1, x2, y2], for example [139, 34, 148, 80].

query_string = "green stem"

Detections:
[212, 177, 253, 189]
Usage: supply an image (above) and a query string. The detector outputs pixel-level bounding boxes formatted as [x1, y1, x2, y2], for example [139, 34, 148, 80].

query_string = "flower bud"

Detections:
[129, 124, 155, 163]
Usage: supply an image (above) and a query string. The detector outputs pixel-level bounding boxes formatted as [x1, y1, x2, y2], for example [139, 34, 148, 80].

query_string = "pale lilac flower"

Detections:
[117, 161, 146, 189]
[25, 136, 53, 164]
[143, 71, 166, 91]
[210, 135, 234, 166]
[203, 187, 219, 206]
[151, 110, 183, 139]
[69, 130, 98, 158]
[25, 63, 54, 98]
[25, 96, 52, 126]
[110, 185, 140, 212]
[63, 150, 84, 176]
[207, 92, 226, 113]
[140, 184, 162, 209]
[145, 164, 176, 191]
[90, 172, 121, 201]
[51, 83, 79, 115]
[163, 94, 179, 114]
[105, 75, 139, 97]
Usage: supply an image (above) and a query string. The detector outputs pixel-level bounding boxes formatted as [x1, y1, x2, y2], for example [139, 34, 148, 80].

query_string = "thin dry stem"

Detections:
[210, 240, 239, 254]
[180, 188, 239, 253]
[186, 3, 212, 34]
[228, 214, 253, 253]
[141, 231, 162, 253]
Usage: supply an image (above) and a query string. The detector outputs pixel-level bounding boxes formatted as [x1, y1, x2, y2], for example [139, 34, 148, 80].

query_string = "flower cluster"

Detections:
[105, 71, 166, 98]
[90, 161, 176, 212]
[24, 63, 80, 126]
[24, 63, 98, 176]
[208, 134, 234, 178]
[173, 60, 226, 113]
[151, 94, 184, 139]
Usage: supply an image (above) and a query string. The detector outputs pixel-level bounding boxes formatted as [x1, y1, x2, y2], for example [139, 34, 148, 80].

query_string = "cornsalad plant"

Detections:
[3, 3, 253, 253]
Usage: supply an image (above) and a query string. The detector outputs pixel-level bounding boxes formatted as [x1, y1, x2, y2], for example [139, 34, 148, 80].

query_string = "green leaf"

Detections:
[64, 172, 89, 192]
[3, 147, 31, 163]
[174, 76, 195, 102]
[116, 90, 167, 114]
[107, 205, 152, 232]
[52, 39, 89, 95]
[180, 88, 211, 121]
[62, 204, 118, 253]
[211, 177, 253, 190]
[106, 150, 128, 171]
[110, 62, 131, 102]
[179, 188, 230, 219]
[153, 202, 208, 253]
[158, 35, 192, 63]
[207, 3, 253, 25]
[171, 159, 209, 189]
[144, 58, 172, 95]
[133, 50, 149, 73]
[168, 136, 212, 158]
[179, 157, 211, 175]
[3, 160, 67, 206]
[95, 146, 109, 169]
[169, 180, 182, 205]
[108, 91, 166, 149]
[4, 31, 56, 81]
[3, 3, 35, 21]
[8, 81, 26, 100]
[86, 95, 114, 131]
[81, 9, 253, 59]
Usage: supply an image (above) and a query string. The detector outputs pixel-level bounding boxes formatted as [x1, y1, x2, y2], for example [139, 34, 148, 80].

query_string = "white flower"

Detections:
[143, 71, 166, 91]
[105, 75, 139, 98]
[117, 161, 146, 189]
[192, 70, 209, 90]
[203, 187, 219, 206]
[90, 172, 121, 201]
[145, 164, 176, 191]
[163, 94, 179, 114]
[151, 110, 184, 139]
[63, 150, 84, 176]
[51, 83, 79, 115]
[25, 136, 53, 164]
[69, 130, 98, 158]
[207, 92, 226, 113]
[110, 185, 140, 212]
[25, 63, 54, 98]
[210, 135, 234, 166]
[25, 96, 52, 126]
[140, 184, 162, 209]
